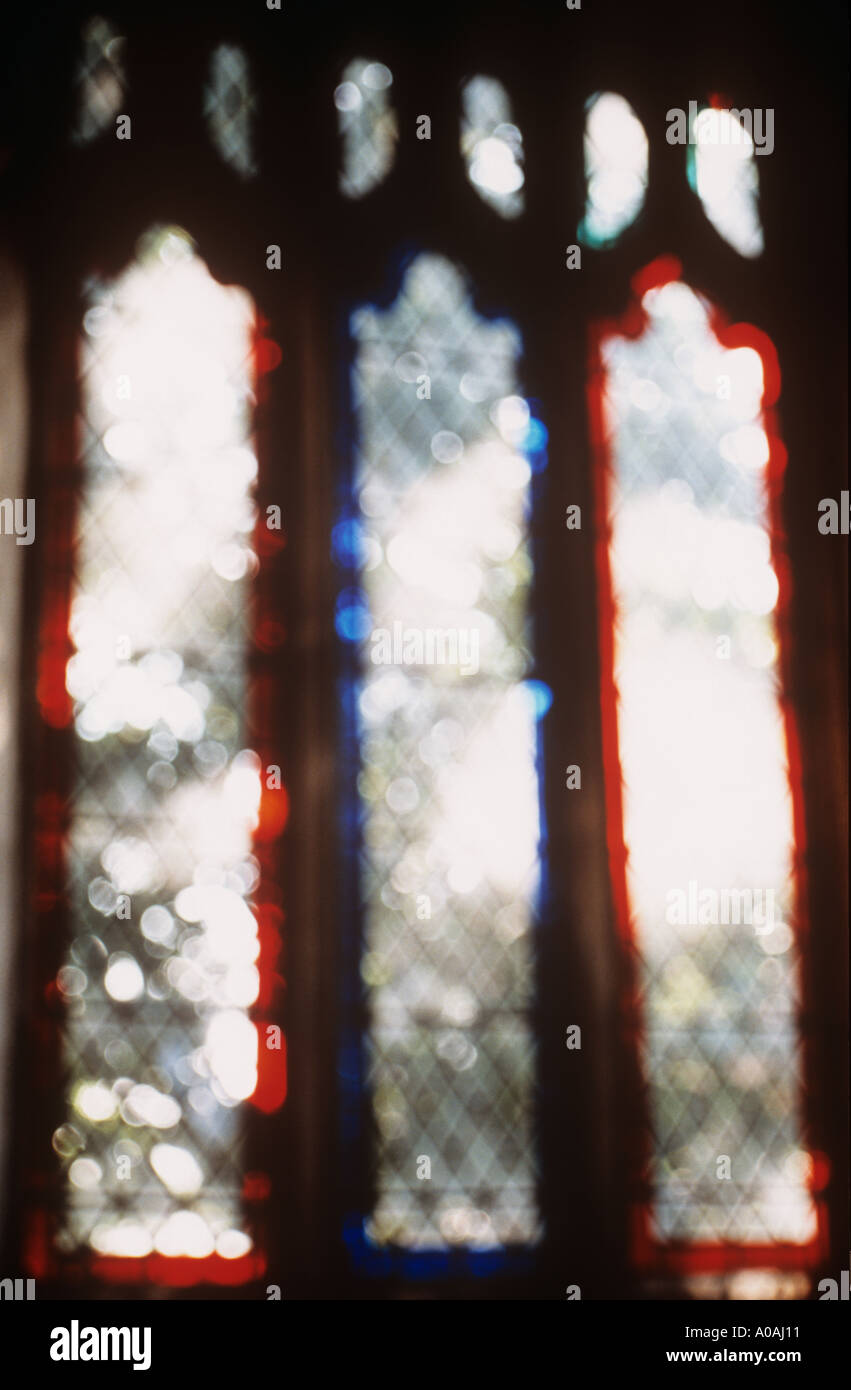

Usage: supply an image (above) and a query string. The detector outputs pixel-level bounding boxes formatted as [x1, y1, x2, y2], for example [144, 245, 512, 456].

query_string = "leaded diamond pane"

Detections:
[72, 15, 126, 147]
[204, 45, 257, 180]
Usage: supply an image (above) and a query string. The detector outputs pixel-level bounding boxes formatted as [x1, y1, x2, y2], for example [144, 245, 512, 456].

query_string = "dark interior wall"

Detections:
[0, 252, 28, 1249]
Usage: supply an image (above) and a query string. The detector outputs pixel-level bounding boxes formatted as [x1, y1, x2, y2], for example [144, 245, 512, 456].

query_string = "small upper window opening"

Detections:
[579, 92, 648, 248]
[689, 103, 764, 258]
[72, 15, 127, 146]
[204, 45, 258, 179]
[335, 59, 398, 199]
[460, 76, 525, 218]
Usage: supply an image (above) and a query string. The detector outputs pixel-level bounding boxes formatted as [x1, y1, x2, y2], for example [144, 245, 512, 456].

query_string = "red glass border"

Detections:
[588, 255, 829, 1276]
[22, 272, 286, 1290]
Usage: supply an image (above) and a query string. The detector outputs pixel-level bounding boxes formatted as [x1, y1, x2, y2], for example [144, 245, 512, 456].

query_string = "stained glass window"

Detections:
[55, 226, 268, 1273]
[343, 253, 546, 1252]
[579, 92, 648, 248]
[335, 59, 398, 199]
[3, 10, 839, 1308]
[595, 267, 817, 1252]
[204, 45, 257, 180]
[460, 77, 525, 219]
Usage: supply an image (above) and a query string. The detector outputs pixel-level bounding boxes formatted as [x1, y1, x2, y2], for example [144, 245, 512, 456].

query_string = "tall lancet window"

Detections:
[44, 226, 280, 1281]
[340, 253, 548, 1259]
[592, 262, 821, 1276]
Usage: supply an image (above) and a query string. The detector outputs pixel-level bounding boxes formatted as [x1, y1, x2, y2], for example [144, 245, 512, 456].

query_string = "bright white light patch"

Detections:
[154, 1211, 215, 1258]
[581, 92, 648, 247]
[90, 1221, 153, 1258]
[206, 1011, 258, 1101]
[74, 1083, 118, 1123]
[150, 1143, 204, 1197]
[104, 953, 145, 1002]
[693, 108, 764, 258]
[461, 77, 525, 218]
